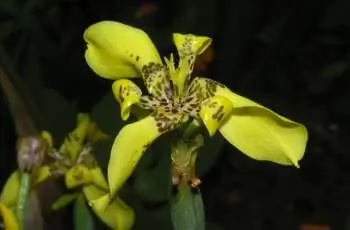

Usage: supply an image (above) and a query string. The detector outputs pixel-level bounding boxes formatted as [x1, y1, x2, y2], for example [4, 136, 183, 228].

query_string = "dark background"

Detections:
[1, 0, 350, 229]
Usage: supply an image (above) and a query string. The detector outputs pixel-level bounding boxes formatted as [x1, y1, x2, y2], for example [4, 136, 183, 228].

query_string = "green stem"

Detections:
[16, 172, 31, 230]
[182, 119, 201, 139]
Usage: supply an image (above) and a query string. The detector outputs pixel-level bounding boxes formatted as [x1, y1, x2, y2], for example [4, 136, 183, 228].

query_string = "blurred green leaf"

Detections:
[132, 202, 172, 230]
[21, 42, 42, 91]
[196, 133, 225, 177]
[37, 88, 76, 144]
[0, 20, 19, 40]
[91, 90, 125, 168]
[132, 137, 172, 202]
[91, 90, 125, 136]
[310, 61, 348, 94]
[52, 193, 79, 210]
[171, 186, 205, 230]
[0, 0, 18, 16]
[206, 223, 224, 230]
[320, 61, 348, 78]
[74, 195, 95, 230]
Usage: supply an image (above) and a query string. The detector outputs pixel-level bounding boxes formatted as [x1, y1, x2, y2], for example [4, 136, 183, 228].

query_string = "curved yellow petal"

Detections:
[107, 115, 167, 204]
[84, 21, 162, 80]
[195, 77, 308, 167]
[112, 79, 142, 121]
[173, 33, 212, 56]
[83, 185, 134, 230]
[65, 165, 92, 189]
[33, 166, 51, 185]
[60, 113, 90, 161]
[0, 203, 19, 230]
[0, 171, 20, 206]
[52, 193, 80, 210]
[90, 167, 108, 190]
[199, 95, 234, 136]
[40, 130, 53, 149]
[219, 108, 307, 167]
[87, 122, 111, 143]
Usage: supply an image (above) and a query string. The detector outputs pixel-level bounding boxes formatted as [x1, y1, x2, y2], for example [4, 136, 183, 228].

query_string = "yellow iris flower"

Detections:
[41, 114, 134, 230]
[83, 21, 308, 210]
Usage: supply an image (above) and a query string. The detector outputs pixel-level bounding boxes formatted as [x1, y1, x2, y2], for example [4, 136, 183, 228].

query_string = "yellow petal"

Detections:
[65, 164, 92, 189]
[199, 95, 234, 136]
[84, 20, 162, 80]
[60, 113, 90, 161]
[172, 33, 212, 56]
[0, 171, 20, 206]
[87, 122, 111, 143]
[172, 34, 212, 97]
[40, 130, 53, 149]
[107, 115, 165, 205]
[220, 109, 307, 167]
[83, 185, 134, 230]
[52, 193, 80, 210]
[0, 203, 19, 230]
[112, 79, 142, 121]
[90, 167, 108, 190]
[33, 166, 51, 185]
[196, 77, 308, 167]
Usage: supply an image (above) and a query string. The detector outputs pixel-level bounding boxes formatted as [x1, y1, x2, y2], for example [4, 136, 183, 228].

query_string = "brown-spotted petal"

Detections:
[112, 79, 142, 121]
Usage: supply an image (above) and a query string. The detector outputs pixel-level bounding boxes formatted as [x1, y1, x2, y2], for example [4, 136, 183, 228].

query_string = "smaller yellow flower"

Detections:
[46, 113, 134, 230]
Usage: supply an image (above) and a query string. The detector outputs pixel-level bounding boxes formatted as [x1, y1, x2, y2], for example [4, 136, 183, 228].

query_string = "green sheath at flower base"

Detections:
[84, 21, 308, 210]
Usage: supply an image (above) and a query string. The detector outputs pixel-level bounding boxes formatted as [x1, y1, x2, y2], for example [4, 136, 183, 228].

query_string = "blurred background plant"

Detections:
[1, 0, 350, 229]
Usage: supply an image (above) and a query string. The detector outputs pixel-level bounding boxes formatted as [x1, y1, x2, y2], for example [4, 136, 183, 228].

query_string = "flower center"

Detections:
[139, 83, 201, 118]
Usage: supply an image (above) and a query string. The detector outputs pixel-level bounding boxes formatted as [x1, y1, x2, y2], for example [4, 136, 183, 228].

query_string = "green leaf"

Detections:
[196, 133, 225, 177]
[91, 90, 125, 169]
[0, 20, 19, 40]
[74, 195, 95, 230]
[132, 138, 171, 202]
[37, 88, 76, 144]
[91, 90, 125, 136]
[171, 186, 205, 230]
[310, 61, 348, 94]
[0, 0, 18, 16]
[320, 61, 348, 79]
[52, 193, 79, 210]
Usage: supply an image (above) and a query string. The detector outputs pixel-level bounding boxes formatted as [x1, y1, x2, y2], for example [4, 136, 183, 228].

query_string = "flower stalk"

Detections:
[170, 134, 206, 230]
[16, 173, 30, 230]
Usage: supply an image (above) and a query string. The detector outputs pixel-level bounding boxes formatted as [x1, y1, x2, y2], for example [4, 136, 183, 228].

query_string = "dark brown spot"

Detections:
[217, 113, 224, 122]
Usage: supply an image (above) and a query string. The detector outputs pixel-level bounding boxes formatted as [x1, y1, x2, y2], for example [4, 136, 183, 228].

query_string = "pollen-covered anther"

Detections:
[190, 177, 201, 187]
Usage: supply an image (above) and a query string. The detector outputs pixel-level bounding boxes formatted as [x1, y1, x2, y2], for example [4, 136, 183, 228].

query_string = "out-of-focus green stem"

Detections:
[182, 119, 201, 139]
[16, 172, 31, 230]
